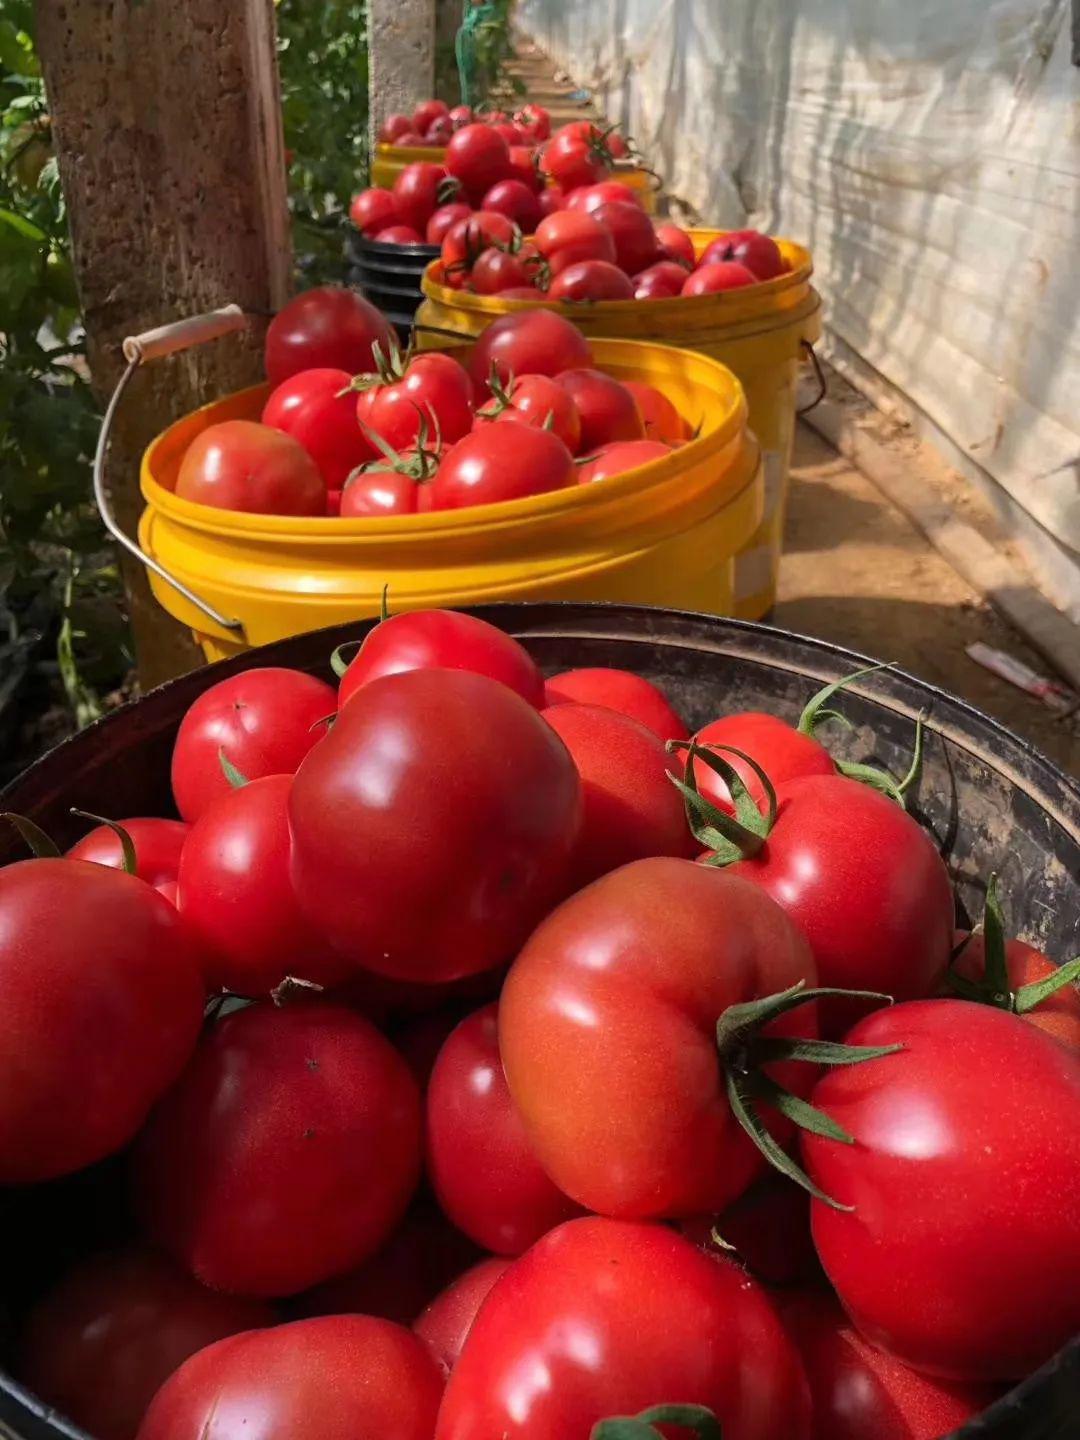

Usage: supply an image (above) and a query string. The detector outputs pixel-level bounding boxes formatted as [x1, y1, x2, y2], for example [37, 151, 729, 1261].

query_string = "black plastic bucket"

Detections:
[345, 230, 438, 340]
[0, 604, 1077, 1439]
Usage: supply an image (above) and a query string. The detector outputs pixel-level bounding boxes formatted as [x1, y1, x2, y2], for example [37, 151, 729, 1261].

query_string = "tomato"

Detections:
[680, 1173, 821, 1288]
[541, 128, 611, 191]
[67, 816, 188, 899]
[655, 221, 696, 267]
[541, 703, 693, 881]
[566, 180, 645, 214]
[548, 259, 634, 301]
[543, 666, 688, 742]
[170, 666, 336, 823]
[135, 1001, 421, 1296]
[424, 116, 454, 145]
[476, 372, 582, 453]
[803, 999, 1080, 1381]
[356, 351, 474, 451]
[440, 211, 519, 281]
[578, 438, 672, 483]
[0, 860, 204, 1183]
[621, 379, 691, 442]
[537, 184, 566, 218]
[336, 608, 545, 711]
[692, 712, 834, 815]
[470, 246, 541, 296]
[480, 177, 542, 233]
[427, 1004, 580, 1253]
[632, 260, 689, 299]
[683, 260, 757, 295]
[19, 1248, 273, 1440]
[413, 98, 450, 134]
[446, 123, 513, 203]
[952, 928, 1080, 1053]
[496, 285, 548, 299]
[426, 201, 472, 246]
[556, 368, 645, 450]
[592, 200, 660, 275]
[289, 668, 581, 981]
[379, 114, 413, 143]
[265, 287, 392, 386]
[436, 1218, 811, 1440]
[175, 420, 325, 516]
[137, 1315, 443, 1440]
[535, 210, 616, 275]
[262, 367, 375, 489]
[607, 130, 631, 158]
[779, 1290, 996, 1440]
[507, 143, 543, 193]
[431, 422, 575, 508]
[466, 309, 592, 392]
[514, 103, 551, 143]
[413, 1258, 511, 1374]
[500, 858, 815, 1217]
[449, 104, 474, 130]
[396, 131, 426, 147]
[701, 229, 787, 280]
[374, 224, 425, 244]
[340, 468, 422, 517]
[350, 186, 399, 236]
[392, 162, 460, 233]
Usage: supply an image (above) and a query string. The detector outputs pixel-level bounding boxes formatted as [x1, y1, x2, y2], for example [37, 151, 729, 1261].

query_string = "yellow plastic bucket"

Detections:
[416, 231, 822, 619]
[138, 338, 762, 662]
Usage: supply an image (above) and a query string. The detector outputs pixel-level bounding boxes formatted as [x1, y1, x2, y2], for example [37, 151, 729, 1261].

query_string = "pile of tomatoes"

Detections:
[377, 99, 556, 153]
[171, 293, 689, 519]
[2, 604, 1079, 1440]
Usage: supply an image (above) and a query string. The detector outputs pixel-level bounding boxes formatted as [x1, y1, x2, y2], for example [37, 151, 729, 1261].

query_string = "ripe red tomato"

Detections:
[952, 929, 1080, 1053]
[537, 184, 565, 217]
[374, 224, 425, 245]
[0, 860, 204, 1183]
[692, 711, 834, 815]
[446, 123, 513, 203]
[496, 285, 547, 299]
[379, 113, 412, 143]
[621, 379, 691, 442]
[336, 609, 545, 710]
[804, 1000, 1080, 1381]
[175, 420, 325, 516]
[632, 260, 689, 299]
[500, 858, 815, 1217]
[340, 467, 422, 517]
[481, 177, 542, 233]
[395, 131, 426, 148]
[477, 372, 582, 453]
[137, 1315, 443, 1440]
[490, 121, 526, 146]
[556, 368, 645, 450]
[440, 211, 519, 281]
[514, 103, 551, 143]
[540, 128, 611, 191]
[135, 1001, 422, 1296]
[449, 104, 474, 130]
[543, 666, 688, 742]
[170, 666, 336, 823]
[413, 1258, 511, 1374]
[683, 260, 758, 295]
[413, 98, 449, 134]
[424, 116, 454, 145]
[426, 201, 472, 246]
[701, 229, 787, 280]
[19, 1248, 273, 1440]
[507, 143, 543, 193]
[67, 816, 188, 900]
[592, 200, 660, 274]
[350, 186, 399, 236]
[290, 669, 581, 981]
[265, 287, 392, 386]
[436, 1218, 811, 1440]
[566, 180, 645, 215]
[430, 421, 575, 508]
[356, 351, 474, 451]
[535, 209, 617, 275]
[393, 162, 459, 233]
[548, 259, 634, 301]
[577, 438, 672, 482]
[655, 221, 696, 267]
[470, 246, 540, 296]
[262, 367, 375, 489]
[466, 309, 592, 392]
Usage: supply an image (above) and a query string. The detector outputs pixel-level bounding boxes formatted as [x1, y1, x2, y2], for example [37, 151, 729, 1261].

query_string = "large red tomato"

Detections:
[137, 1315, 443, 1440]
[262, 367, 374, 489]
[392, 162, 460, 233]
[803, 1000, 1080, 1381]
[413, 1258, 511, 1375]
[356, 351, 474, 452]
[535, 210, 617, 275]
[289, 669, 582, 981]
[19, 1248, 273, 1440]
[577, 438, 672, 482]
[621, 379, 691, 442]
[548, 259, 635, 302]
[427, 1004, 580, 1253]
[514, 103, 551, 143]
[500, 858, 816, 1218]
[0, 860, 204, 1183]
[556, 368, 645, 450]
[413, 98, 450, 134]
[592, 200, 660, 274]
[633, 260, 691, 300]
[350, 187, 399, 236]
[543, 666, 688, 742]
[476, 372, 582, 453]
[481, 177, 542, 233]
[67, 816, 188, 901]
[952, 930, 1080, 1053]
[470, 246, 542, 296]
[175, 421, 325, 516]
[655, 221, 696, 267]
[566, 180, 645, 215]
[170, 666, 336, 824]
[339, 467, 422, 517]
[540, 127, 611, 191]
[467, 309, 592, 392]
[379, 113, 412, 143]
[430, 422, 574, 508]
[446, 124, 513, 203]
[265, 287, 393, 386]
[436, 1218, 811, 1440]
[691, 712, 834, 815]
[134, 1001, 422, 1297]
[336, 609, 545, 710]
[426, 201, 472, 246]
[701, 230, 786, 280]
[683, 261, 757, 295]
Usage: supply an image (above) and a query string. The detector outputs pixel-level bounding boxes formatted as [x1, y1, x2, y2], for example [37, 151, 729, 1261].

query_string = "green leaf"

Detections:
[2, 811, 60, 858]
[0, 205, 46, 241]
[69, 809, 137, 875]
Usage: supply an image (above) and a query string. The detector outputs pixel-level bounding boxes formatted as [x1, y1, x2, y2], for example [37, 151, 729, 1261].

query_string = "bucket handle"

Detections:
[95, 305, 250, 639]
[796, 340, 827, 416]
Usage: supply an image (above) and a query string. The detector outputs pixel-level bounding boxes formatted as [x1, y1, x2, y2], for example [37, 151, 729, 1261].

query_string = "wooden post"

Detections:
[368, 0, 436, 140]
[35, 0, 293, 688]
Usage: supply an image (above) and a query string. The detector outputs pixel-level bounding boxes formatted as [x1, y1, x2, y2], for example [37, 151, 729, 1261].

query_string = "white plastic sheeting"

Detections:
[520, 0, 1080, 611]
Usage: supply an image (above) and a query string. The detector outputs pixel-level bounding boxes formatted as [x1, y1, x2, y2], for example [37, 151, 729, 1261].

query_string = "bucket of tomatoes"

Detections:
[0, 601, 1077, 1440]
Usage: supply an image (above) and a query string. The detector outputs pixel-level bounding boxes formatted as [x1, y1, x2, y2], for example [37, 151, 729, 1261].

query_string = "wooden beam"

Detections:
[35, 0, 293, 687]
[368, 0, 436, 140]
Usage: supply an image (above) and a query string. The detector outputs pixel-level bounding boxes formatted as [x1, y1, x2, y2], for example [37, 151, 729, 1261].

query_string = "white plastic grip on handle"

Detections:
[121, 303, 249, 364]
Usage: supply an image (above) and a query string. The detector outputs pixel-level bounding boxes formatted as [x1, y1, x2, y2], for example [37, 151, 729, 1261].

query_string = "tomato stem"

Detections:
[1, 812, 60, 859]
[666, 739, 776, 862]
[591, 1404, 723, 1440]
[69, 809, 138, 876]
[217, 748, 249, 789]
[797, 664, 922, 808]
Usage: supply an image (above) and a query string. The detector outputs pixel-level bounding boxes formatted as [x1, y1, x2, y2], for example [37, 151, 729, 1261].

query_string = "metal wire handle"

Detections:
[797, 340, 827, 416]
[93, 304, 250, 637]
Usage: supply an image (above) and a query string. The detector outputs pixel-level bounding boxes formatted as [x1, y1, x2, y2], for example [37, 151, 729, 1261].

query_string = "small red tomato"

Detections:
[67, 816, 188, 899]
[379, 113, 412, 144]
[490, 121, 526, 146]
[426, 201, 472, 246]
[692, 711, 834, 815]
[374, 224, 426, 245]
[356, 350, 474, 452]
[566, 179, 646, 215]
[507, 144, 544, 194]
[537, 184, 566, 218]
[607, 130, 631, 158]
[621, 379, 691, 442]
[683, 260, 758, 295]
[340, 467, 422, 518]
[655, 221, 696, 267]
[170, 666, 336, 823]
[262, 367, 375, 489]
[440, 211, 520, 281]
[446, 123, 513, 204]
[470, 246, 540, 296]
[412, 98, 450, 135]
[701, 229, 787, 280]
[556, 368, 645, 450]
[632, 260, 689, 299]
[431, 422, 575, 509]
[535, 209, 616, 275]
[477, 373, 582, 453]
[427, 1004, 580, 1253]
[393, 162, 459, 233]
[577, 438, 672, 483]
[591, 200, 660, 275]
[952, 929, 1080, 1054]
[449, 104, 474, 130]
[548, 259, 634, 301]
[175, 420, 326, 516]
[480, 177, 542, 233]
[265, 287, 392, 386]
[466, 309, 592, 392]
[514, 103, 551, 143]
[350, 187, 399, 236]
[543, 666, 688, 742]
[396, 131, 426, 147]
[424, 116, 454, 145]
[540, 128, 611, 192]
[414, 1258, 511, 1375]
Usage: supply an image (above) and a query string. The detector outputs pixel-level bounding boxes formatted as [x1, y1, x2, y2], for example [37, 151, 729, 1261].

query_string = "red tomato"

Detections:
[0, 860, 204, 1183]
[680, 1174, 821, 1288]
[566, 180, 645, 215]
[780, 1290, 996, 1440]
[655, 221, 696, 267]
[548, 259, 634, 301]
[440, 211, 519, 281]
[607, 130, 631, 158]
[325, 487, 342, 516]
[470, 246, 540, 296]
[556, 368, 645, 450]
[542, 703, 693, 881]
[424, 116, 454, 146]
[496, 284, 548, 299]
[170, 666, 336, 823]
[67, 816, 188, 898]
[446, 123, 513, 203]
[535, 210, 616, 275]
[449, 104, 474, 130]
[262, 367, 375, 489]
[350, 186, 399, 236]
[374, 224, 425, 244]
[466, 309, 592, 392]
[426, 201, 472, 246]
[476, 372, 582, 453]
[356, 351, 474, 451]
[804, 1000, 1080, 1381]
[632, 260, 689, 299]
[19, 1249, 273, 1440]
[952, 929, 1080, 1053]
[427, 1004, 580, 1253]
[137, 1315, 443, 1440]
[500, 858, 815, 1217]
[436, 1218, 811, 1440]
[621, 379, 691, 442]
[340, 468, 422, 517]
[701, 229, 787, 280]
[265, 287, 392, 386]
[135, 1001, 422, 1297]
[480, 177, 542, 233]
[430, 422, 575, 508]
[289, 669, 581, 981]
[413, 1258, 511, 1374]
[175, 420, 325, 515]
[336, 609, 545, 710]
[543, 666, 688, 742]
[537, 184, 566, 217]
[507, 144, 543, 193]
[692, 711, 834, 815]
[540, 128, 611, 191]
[392, 162, 459, 233]
[413, 98, 450, 134]
[396, 131, 426, 147]
[514, 103, 551, 143]
[379, 114, 412, 144]
[577, 438, 672, 483]
[490, 121, 526, 146]
[592, 200, 660, 275]
[683, 260, 757, 295]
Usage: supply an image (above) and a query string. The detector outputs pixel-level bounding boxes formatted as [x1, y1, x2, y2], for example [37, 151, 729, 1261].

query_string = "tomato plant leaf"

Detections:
[797, 663, 892, 738]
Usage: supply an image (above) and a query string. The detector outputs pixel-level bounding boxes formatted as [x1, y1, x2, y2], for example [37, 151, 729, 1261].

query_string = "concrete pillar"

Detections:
[368, 0, 437, 138]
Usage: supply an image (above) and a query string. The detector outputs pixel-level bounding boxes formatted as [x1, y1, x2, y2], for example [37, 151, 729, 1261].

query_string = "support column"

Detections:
[368, 0, 436, 139]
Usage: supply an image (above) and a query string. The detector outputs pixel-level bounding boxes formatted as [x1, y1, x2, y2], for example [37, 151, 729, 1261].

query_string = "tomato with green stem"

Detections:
[68, 816, 188, 901]
[467, 310, 592, 393]
[577, 439, 672, 483]
[429, 422, 575, 509]
[350, 187, 399, 236]
[392, 163, 461, 234]
[475, 371, 582, 453]
[262, 367, 375, 489]
[446, 124, 513, 204]
[353, 344, 474, 452]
